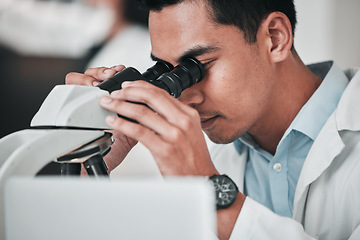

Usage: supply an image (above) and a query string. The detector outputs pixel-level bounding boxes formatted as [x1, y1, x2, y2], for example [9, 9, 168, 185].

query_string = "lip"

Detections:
[201, 116, 218, 130]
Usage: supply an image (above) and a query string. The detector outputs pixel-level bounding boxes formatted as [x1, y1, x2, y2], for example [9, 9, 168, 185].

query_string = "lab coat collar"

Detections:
[293, 105, 344, 221]
[336, 67, 360, 131]
[293, 65, 360, 220]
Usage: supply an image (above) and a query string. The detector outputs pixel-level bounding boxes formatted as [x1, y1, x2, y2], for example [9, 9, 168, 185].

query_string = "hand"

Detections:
[98, 79, 244, 240]
[66, 65, 137, 173]
[99, 80, 219, 176]
[65, 65, 125, 86]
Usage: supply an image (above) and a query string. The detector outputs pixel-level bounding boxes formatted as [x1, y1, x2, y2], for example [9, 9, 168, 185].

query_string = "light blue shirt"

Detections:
[234, 61, 349, 217]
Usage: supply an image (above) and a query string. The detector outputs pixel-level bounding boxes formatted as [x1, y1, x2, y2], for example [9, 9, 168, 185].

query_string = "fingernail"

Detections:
[104, 69, 114, 75]
[101, 96, 112, 104]
[92, 81, 100, 86]
[111, 65, 124, 71]
[122, 81, 132, 88]
[106, 115, 116, 123]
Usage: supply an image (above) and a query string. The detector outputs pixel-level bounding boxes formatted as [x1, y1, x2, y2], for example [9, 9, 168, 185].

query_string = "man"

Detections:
[66, 0, 360, 239]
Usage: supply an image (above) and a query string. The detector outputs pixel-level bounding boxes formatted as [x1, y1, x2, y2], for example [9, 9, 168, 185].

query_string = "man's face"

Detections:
[149, 1, 275, 143]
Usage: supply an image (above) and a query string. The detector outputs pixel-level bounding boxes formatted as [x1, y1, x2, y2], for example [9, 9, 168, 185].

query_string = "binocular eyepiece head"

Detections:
[141, 61, 174, 81]
[153, 58, 204, 98]
[98, 57, 204, 98]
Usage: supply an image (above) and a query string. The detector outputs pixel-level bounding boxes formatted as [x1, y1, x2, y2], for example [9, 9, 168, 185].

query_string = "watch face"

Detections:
[210, 175, 238, 209]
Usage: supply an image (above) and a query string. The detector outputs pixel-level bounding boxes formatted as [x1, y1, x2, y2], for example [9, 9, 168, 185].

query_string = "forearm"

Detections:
[216, 192, 246, 240]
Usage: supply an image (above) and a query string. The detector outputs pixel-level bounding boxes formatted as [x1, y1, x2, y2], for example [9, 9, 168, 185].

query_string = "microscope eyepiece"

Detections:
[142, 61, 174, 81]
[97, 57, 204, 98]
[153, 57, 204, 98]
[97, 61, 174, 92]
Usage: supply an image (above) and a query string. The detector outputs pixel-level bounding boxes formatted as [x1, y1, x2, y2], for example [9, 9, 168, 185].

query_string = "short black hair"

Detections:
[139, 0, 297, 43]
[124, 0, 149, 27]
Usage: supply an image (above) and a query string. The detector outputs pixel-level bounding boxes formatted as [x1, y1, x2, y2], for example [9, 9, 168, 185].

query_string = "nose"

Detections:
[178, 84, 204, 107]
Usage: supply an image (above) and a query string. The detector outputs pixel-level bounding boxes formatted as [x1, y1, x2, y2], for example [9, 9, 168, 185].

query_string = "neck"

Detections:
[249, 51, 322, 155]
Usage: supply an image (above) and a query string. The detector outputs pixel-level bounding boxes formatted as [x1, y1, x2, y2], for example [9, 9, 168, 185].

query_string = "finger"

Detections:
[105, 114, 165, 146]
[110, 64, 126, 72]
[105, 114, 196, 172]
[100, 97, 176, 139]
[111, 82, 199, 129]
[65, 72, 97, 86]
[84, 67, 119, 81]
[120, 80, 194, 113]
[121, 80, 155, 89]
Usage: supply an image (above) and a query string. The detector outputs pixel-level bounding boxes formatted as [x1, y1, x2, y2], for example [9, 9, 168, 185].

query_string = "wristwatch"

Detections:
[209, 174, 239, 209]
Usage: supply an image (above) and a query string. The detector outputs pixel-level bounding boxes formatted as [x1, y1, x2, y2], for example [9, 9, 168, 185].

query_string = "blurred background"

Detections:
[295, 0, 360, 69]
[0, 0, 150, 140]
[0, 0, 359, 174]
[0, 0, 153, 175]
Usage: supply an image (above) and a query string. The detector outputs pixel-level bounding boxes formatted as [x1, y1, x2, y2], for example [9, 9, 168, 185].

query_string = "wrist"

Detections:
[216, 192, 246, 240]
[208, 174, 239, 210]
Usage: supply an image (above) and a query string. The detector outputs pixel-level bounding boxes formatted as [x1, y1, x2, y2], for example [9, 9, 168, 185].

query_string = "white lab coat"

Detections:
[209, 66, 360, 239]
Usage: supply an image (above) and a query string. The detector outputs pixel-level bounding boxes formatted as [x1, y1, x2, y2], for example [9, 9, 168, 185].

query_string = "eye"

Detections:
[200, 60, 215, 79]
[202, 59, 215, 68]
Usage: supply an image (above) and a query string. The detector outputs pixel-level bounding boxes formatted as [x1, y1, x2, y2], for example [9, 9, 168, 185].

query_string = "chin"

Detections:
[204, 120, 248, 144]
[205, 131, 238, 144]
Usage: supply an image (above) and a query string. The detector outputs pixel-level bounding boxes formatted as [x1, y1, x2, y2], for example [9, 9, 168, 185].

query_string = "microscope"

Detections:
[0, 57, 204, 239]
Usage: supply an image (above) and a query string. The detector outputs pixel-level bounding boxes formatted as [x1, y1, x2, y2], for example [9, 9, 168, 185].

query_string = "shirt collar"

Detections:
[288, 61, 348, 141]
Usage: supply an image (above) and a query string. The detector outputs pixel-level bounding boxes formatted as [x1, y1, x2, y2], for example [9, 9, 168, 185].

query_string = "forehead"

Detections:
[148, 1, 218, 63]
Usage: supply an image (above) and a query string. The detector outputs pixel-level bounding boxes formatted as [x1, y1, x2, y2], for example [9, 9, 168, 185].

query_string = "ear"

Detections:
[258, 12, 293, 63]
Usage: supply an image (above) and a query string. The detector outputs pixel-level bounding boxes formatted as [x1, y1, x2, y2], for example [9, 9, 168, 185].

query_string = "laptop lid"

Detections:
[4, 177, 217, 240]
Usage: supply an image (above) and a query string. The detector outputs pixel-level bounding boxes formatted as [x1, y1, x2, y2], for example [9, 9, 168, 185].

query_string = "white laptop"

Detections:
[4, 177, 217, 240]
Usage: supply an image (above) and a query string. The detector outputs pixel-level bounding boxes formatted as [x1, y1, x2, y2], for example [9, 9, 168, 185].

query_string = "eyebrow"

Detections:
[150, 45, 219, 64]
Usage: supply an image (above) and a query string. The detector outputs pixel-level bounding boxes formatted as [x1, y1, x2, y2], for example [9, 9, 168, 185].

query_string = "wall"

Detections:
[295, 0, 360, 69]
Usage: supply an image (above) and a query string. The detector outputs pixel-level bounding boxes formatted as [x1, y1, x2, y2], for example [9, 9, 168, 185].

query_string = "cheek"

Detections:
[204, 61, 251, 108]
[205, 59, 271, 121]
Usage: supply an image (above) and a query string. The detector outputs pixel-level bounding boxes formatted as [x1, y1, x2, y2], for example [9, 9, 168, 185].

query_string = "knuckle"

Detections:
[157, 88, 170, 97]
[127, 104, 151, 121]
[148, 86, 166, 97]
[131, 124, 146, 137]
[110, 100, 121, 111]
[111, 117, 123, 130]
[84, 67, 115, 80]
[182, 118, 193, 131]
[177, 114, 194, 131]
[135, 104, 149, 117]
[188, 107, 200, 119]
[144, 87, 158, 98]
[143, 88, 169, 107]
[112, 101, 128, 115]
[120, 87, 131, 98]
[94, 68, 107, 77]
[170, 128, 183, 141]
